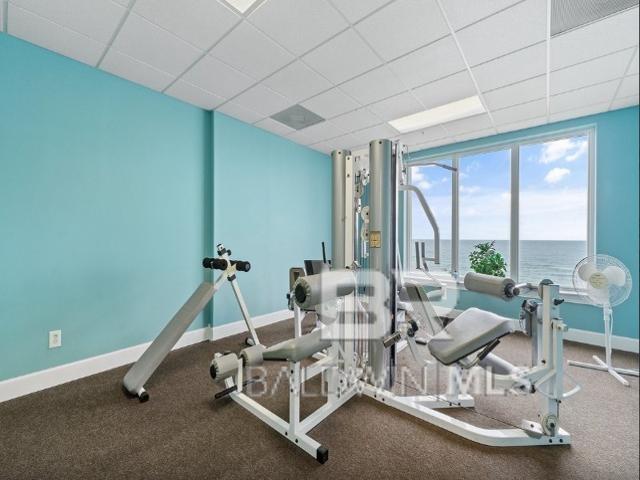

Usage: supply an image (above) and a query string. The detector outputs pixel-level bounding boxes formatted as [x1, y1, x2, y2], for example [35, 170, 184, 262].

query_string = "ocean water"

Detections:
[411, 239, 587, 286]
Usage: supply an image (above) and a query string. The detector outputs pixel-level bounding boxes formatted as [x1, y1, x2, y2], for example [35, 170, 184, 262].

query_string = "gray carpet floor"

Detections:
[0, 317, 638, 480]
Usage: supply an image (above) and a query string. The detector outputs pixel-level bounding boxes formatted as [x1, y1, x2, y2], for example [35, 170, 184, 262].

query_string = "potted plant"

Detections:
[469, 241, 507, 277]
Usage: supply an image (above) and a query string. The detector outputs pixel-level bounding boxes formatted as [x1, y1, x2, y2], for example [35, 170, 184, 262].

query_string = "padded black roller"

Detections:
[233, 260, 251, 272]
[203, 257, 227, 270]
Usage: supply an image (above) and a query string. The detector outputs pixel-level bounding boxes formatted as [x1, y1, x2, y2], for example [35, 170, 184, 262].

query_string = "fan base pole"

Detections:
[568, 356, 638, 386]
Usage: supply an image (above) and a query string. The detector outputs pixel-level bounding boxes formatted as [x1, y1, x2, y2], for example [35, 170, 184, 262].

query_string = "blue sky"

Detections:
[411, 134, 589, 241]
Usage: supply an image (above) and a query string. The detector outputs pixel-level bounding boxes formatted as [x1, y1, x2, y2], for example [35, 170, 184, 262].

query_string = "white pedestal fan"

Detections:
[568, 255, 638, 386]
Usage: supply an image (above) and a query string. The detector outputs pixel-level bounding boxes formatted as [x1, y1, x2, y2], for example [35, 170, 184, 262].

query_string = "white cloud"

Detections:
[464, 160, 481, 173]
[411, 187, 588, 241]
[412, 170, 425, 182]
[539, 138, 588, 164]
[460, 185, 481, 194]
[519, 188, 588, 240]
[418, 180, 433, 190]
[566, 140, 588, 162]
[544, 167, 571, 184]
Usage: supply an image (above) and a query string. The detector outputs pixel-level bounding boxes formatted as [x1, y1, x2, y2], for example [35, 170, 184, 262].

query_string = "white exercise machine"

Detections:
[209, 139, 581, 463]
[123, 243, 257, 402]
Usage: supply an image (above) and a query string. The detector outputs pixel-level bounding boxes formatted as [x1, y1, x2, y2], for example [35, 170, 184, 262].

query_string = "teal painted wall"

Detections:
[0, 34, 213, 381]
[409, 107, 640, 339]
[0, 34, 331, 382]
[212, 112, 331, 327]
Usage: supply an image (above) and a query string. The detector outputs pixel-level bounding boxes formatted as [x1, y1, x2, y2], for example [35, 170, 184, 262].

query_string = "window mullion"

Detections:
[452, 155, 460, 277]
[510, 144, 520, 281]
[587, 128, 596, 257]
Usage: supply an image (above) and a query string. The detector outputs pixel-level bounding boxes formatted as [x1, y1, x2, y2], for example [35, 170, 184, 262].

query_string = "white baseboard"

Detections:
[1, 309, 636, 404]
[565, 328, 639, 354]
[0, 309, 291, 404]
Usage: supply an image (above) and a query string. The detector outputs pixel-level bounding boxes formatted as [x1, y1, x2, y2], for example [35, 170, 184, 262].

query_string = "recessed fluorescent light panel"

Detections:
[389, 96, 486, 133]
[223, 0, 263, 14]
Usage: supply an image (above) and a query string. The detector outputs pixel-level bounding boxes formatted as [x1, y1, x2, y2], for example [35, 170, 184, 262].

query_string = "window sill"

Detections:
[403, 270, 591, 305]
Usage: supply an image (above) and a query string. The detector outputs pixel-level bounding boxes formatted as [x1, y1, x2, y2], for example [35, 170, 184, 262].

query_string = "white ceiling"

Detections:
[3, 0, 639, 154]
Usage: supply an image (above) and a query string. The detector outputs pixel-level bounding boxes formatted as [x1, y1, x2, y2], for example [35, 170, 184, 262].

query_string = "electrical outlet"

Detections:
[49, 330, 62, 349]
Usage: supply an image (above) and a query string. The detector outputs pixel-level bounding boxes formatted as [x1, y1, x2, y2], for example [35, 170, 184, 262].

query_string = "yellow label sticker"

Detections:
[370, 231, 381, 248]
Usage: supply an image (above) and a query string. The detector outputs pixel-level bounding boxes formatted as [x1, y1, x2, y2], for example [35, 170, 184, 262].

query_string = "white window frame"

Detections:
[405, 127, 596, 297]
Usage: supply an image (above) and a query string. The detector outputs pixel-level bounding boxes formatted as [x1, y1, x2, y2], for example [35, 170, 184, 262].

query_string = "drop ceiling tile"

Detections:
[101, 48, 175, 91]
[443, 113, 494, 136]
[629, 49, 639, 75]
[549, 102, 610, 123]
[301, 88, 360, 119]
[550, 48, 635, 95]
[399, 125, 449, 146]
[339, 65, 406, 105]
[165, 80, 225, 109]
[11, 0, 126, 43]
[329, 0, 391, 23]
[387, 36, 466, 89]
[182, 55, 255, 99]
[8, 4, 106, 66]
[610, 94, 639, 110]
[349, 145, 369, 155]
[254, 117, 296, 137]
[456, 0, 546, 66]
[411, 137, 455, 152]
[322, 133, 359, 151]
[496, 116, 547, 134]
[302, 28, 380, 84]
[232, 84, 291, 117]
[298, 121, 343, 143]
[411, 71, 477, 110]
[472, 42, 546, 92]
[210, 21, 294, 80]
[330, 107, 381, 133]
[368, 92, 423, 121]
[112, 13, 202, 76]
[133, 0, 239, 50]
[286, 129, 316, 146]
[492, 98, 547, 126]
[355, 0, 449, 61]
[309, 141, 335, 154]
[249, 0, 347, 56]
[483, 75, 547, 111]
[263, 61, 332, 103]
[549, 80, 619, 114]
[351, 123, 399, 145]
[440, 0, 521, 31]
[551, 7, 639, 70]
[454, 127, 496, 143]
[216, 101, 263, 124]
[617, 74, 639, 98]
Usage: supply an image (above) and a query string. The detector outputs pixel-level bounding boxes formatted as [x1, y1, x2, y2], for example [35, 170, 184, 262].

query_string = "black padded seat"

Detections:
[428, 308, 515, 365]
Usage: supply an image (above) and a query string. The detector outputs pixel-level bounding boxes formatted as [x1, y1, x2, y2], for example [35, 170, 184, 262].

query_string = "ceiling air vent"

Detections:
[551, 0, 638, 36]
[271, 105, 324, 130]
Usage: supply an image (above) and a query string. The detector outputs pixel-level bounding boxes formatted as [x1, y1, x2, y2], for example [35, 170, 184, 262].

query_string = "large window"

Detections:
[407, 129, 593, 288]
[458, 148, 511, 275]
[518, 135, 590, 286]
[409, 160, 452, 273]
